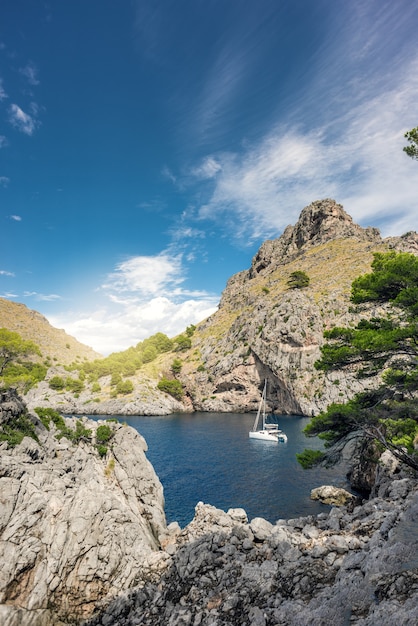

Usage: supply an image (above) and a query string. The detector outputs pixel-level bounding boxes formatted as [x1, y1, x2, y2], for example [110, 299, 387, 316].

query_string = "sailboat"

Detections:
[249, 380, 288, 442]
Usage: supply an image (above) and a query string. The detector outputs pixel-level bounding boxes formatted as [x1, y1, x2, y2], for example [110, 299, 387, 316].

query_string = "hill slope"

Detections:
[0, 298, 102, 365]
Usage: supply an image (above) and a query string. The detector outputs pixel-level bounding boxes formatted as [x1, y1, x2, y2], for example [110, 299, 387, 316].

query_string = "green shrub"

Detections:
[287, 271, 310, 289]
[96, 424, 113, 443]
[65, 378, 84, 393]
[174, 335, 191, 352]
[171, 358, 182, 374]
[97, 444, 108, 457]
[0, 412, 38, 447]
[49, 376, 65, 391]
[116, 379, 134, 395]
[296, 449, 325, 469]
[157, 378, 183, 400]
[34, 407, 66, 430]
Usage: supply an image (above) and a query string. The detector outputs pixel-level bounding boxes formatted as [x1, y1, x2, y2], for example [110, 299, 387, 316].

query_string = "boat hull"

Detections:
[249, 430, 287, 442]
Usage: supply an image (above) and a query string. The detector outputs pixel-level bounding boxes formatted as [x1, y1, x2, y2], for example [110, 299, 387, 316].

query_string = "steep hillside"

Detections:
[0, 298, 102, 365]
[175, 199, 418, 415]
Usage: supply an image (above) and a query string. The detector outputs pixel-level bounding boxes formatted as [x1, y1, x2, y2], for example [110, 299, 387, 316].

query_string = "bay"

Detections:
[92, 412, 348, 527]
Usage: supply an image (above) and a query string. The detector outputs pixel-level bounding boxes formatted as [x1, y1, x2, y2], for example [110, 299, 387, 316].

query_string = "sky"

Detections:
[1, 0, 418, 355]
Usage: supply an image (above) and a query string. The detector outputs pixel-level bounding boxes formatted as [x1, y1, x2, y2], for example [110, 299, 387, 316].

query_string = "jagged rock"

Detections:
[177, 199, 418, 419]
[311, 485, 356, 506]
[84, 472, 418, 626]
[0, 394, 167, 625]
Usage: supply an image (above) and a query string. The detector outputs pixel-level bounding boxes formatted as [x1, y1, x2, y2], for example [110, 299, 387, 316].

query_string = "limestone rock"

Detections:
[177, 199, 418, 418]
[85, 473, 418, 626]
[311, 485, 356, 506]
[0, 394, 167, 625]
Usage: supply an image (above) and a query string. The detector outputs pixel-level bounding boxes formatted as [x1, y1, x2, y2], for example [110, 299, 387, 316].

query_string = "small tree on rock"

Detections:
[287, 271, 310, 289]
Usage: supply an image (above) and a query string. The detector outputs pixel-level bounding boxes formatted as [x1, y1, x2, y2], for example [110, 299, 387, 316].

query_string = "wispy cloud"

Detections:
[9, 103, 39, 135]
[23, 291, 62, 302]
[19, 62, 40, 86]
[9, 214, 22, 221]
[0, 270, 14, 277]
[0, 176, 10, 187]
[191, 49, 418, 241]
[0, 78, 7, 100]
[0, 136, 8, 148]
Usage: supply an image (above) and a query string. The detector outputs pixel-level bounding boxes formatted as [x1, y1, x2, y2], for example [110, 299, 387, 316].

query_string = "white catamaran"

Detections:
[249, 380, 288, 442]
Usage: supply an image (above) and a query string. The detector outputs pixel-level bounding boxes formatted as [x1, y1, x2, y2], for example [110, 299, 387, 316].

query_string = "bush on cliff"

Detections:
[157, 378, 183, 400]
[0, 329, 46, 391]
[301, 251, 418, 471]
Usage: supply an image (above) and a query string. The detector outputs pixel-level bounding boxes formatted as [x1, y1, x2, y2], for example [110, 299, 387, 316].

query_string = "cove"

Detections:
[92, 412, 347, 527]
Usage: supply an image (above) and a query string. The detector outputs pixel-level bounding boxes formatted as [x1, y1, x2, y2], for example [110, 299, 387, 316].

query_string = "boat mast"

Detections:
[252, 379, 267, 431]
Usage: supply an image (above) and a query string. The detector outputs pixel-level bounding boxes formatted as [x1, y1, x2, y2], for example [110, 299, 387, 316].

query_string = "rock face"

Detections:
[0, 391, 167, 626]
[85, 469, 418, 626]
[25, 371, 190, 416]
[176, 199, 418, 416]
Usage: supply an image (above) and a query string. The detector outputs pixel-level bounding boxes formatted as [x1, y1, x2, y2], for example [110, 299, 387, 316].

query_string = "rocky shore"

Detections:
[84, 461, 418, 626]
[1, 390, 417, 625]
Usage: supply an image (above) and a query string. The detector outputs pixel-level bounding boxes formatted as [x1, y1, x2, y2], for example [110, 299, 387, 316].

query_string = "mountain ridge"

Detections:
[3, 198, 418, 416]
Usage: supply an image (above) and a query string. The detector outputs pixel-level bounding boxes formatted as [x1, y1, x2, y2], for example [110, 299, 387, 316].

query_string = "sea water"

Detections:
[93, 412, 348, 527]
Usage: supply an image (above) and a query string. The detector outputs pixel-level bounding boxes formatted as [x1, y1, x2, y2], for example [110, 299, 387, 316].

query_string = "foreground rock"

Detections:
[85, 468, 418, 626]
[311, 485, 358, 506]
[0, 391, 167, 626]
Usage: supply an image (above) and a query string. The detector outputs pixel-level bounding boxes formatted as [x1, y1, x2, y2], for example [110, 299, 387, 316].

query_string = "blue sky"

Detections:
[1, 0, 418, 355]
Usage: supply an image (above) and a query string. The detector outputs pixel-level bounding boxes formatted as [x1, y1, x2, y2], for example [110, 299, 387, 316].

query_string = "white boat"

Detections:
[249, 380, 288, 442]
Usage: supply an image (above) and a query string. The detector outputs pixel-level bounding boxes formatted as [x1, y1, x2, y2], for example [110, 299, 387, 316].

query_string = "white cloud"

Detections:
[0, 176, 9, 187]
[193, 54, 418, 241]
[9, 214, 22, 221]
[19, 62, 40, 86]
[0, 270, 14, 277]
[49, 295, 218, 355]
[9, 104, 39, 135]
[46, 250, 219, 354]
[0, 136, 8, 148]
[192, 157, 222, 180]
[23, 291, 62, 301]
[102, 253, 185, 297]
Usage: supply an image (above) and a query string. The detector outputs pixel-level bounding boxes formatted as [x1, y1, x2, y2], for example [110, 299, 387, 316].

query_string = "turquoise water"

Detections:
[93, 412, 348, 527]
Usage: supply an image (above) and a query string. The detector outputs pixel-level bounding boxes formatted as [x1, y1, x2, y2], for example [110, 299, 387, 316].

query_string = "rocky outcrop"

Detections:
[85, 468, 418, 626]
[176, 199, 418, 416]
[0, 392, 168, 626]
[250, 198, 381, 275]
[25, 370, 190, 416]
[2, 394, 417, 626]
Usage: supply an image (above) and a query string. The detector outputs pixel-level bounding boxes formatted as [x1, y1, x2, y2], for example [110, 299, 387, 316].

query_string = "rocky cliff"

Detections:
[85, 462, 418, 626]
[0, 389, 168, 626]
[176, 199, 418, 416]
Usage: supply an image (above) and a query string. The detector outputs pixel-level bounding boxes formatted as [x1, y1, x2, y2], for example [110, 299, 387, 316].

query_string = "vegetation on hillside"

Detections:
[71, 332, 174, 380]
[0, 328, 46, 392]
[287, 270, 310, 289]
[298, 251, 418, 471]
